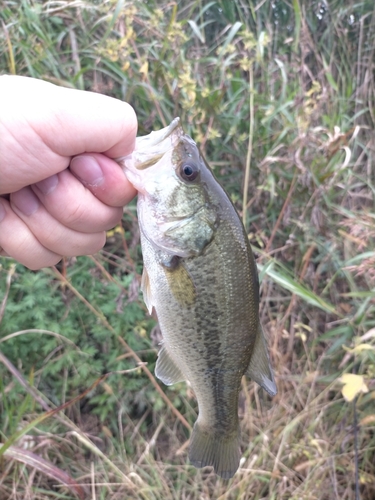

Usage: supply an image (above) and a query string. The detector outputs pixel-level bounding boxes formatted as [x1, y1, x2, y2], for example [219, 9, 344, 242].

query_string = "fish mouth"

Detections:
[135, 117, 181, 151]
[118, 117, 183, 171]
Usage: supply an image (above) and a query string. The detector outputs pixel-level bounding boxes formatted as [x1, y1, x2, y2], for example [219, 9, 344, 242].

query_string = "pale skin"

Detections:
[0, 75, 138, 270]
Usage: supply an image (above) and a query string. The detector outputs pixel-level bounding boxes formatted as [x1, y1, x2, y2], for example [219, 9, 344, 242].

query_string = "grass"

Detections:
[0, 0, 375, 498]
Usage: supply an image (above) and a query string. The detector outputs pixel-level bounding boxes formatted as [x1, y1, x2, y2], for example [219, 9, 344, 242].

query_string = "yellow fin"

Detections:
[163, 260, 196, 307]
[245, 324, 277, 396]
[141, 267, 153, 314]
[189, 423, 240, 479]
[155, 345, 185, 385]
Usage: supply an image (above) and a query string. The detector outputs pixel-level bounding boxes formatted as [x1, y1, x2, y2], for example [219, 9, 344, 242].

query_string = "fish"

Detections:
[118, 118, 277, 479]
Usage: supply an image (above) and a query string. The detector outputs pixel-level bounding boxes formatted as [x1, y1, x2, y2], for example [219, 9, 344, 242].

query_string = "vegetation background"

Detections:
[0, 0, 375, 499]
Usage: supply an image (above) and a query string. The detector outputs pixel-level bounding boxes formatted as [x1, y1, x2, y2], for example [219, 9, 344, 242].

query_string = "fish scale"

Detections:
[118, 118, 277, 479]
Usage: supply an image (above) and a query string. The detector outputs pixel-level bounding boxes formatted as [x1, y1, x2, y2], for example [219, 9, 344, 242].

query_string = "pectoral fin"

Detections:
[163, 260, 196, 307]
[141, 267, 154, 314]
[245, 324, 277, 396]
[155, 345, 186, 385]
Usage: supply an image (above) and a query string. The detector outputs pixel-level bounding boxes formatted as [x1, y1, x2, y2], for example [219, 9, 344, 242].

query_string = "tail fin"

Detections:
[189, 422, 240, 479]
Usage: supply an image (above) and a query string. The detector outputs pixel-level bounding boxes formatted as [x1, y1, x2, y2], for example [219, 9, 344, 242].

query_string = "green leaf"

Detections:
[187, 20, 205, 43]
[218, 21, 242, 57]
[258, 263, 336, 314]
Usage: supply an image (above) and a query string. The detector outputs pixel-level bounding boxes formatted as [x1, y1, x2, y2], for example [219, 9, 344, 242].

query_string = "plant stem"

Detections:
[242, 62, 254, 229]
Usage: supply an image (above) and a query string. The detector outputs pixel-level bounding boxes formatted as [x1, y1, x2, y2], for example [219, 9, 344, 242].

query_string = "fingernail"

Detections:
[35, 174, 58, 195]
[12, 188, 39, 216]
[70, 155, 104, 187]
[0, 200, 6, 222]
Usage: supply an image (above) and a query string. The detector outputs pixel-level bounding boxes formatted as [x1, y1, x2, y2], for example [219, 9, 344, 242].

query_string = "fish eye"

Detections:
[180, 162, 199, 182]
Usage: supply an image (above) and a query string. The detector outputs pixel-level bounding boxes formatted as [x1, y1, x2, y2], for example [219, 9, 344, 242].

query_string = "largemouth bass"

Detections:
[119, 118, 276, 479]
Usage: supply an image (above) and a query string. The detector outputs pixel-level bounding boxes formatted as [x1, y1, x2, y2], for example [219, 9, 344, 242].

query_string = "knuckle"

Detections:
[64, 202, 88, 228]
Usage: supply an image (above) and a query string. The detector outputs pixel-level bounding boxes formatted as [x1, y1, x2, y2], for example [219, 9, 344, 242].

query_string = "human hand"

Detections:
[0, 75, 137, 270]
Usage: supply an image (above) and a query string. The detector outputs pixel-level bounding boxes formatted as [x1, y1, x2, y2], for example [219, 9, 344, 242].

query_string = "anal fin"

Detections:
[245, 324, 277, 396]
[155, 345, 185, 386]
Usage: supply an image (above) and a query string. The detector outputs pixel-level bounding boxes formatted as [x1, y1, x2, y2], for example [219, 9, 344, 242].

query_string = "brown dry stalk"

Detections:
[200, 115, 214, 152]
[0, 263, 15, 324]
[283, 243, 317, 357]
[0, 350, 115, 445]
[88, 255, 123, 288]
[265, 172, 297, 254]
[51, 267, 192, 432]
[242, 62, 254, 229]
[3, 446, 85, 499]
[1, 20, 16, 75]
[0, 350, 51, 413]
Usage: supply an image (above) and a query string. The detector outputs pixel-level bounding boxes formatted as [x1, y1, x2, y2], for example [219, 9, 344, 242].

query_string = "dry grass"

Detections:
[0, 0, 375, 499]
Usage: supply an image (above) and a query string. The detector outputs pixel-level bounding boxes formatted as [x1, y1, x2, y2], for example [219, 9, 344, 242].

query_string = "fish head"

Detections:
[118, 118, 218, 258]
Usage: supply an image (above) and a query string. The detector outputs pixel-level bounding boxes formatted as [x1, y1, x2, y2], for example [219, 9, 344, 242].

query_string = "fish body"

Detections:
[119, 119, 276, 479]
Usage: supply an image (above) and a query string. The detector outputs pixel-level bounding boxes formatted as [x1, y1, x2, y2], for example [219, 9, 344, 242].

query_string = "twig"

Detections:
[354, 397, 360, 500]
